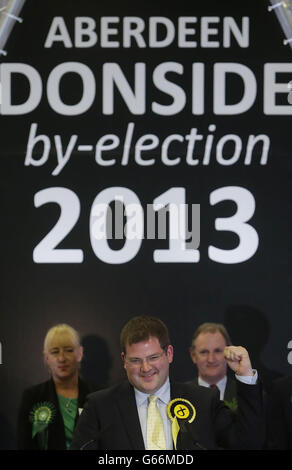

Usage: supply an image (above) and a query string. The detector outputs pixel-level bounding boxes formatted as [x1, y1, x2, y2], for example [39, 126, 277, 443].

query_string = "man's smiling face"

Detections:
[122, 336, 173, 393]
[190, 331, 227, 384]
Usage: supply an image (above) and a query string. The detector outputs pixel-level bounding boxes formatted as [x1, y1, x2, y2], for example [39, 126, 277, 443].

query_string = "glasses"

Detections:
[124, 349, 167, 367]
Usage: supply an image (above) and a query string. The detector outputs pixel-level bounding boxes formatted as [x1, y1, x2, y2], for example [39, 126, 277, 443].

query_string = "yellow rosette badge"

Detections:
[167, 398, 196, 449]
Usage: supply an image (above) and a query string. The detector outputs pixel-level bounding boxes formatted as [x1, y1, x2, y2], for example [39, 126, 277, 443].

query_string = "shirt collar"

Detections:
[134, 378, 171, 407]
[198, 375, 227, 392]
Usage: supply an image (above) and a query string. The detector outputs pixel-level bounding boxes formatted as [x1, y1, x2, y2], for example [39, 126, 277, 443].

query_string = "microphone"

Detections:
[80, 439, 97, 450]
[178, 421, 206, 450]
[167, 397, 206, 450]
[79, 423, 112, 450]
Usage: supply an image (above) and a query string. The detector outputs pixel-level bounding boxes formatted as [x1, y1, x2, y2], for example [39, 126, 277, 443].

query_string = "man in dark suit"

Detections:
[267, 375, 292, 449]
[188, 323, 238, 410]
[71, 315, 265, 450]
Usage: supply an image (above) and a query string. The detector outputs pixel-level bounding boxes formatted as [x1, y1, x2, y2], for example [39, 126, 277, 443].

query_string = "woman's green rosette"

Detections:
[29, 402, 56, 449]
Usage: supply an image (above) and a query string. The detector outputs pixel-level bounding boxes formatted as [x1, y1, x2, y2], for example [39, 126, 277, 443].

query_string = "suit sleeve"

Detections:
[70, 393, 101, 450]
[214, 380, 265, 449]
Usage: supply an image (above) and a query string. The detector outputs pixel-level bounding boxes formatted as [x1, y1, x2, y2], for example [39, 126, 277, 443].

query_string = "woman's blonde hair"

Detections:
[43, 323, 81, 353]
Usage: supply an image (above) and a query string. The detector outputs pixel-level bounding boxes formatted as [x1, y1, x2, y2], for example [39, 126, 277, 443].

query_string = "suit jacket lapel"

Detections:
[169, 381, 203, 450]
[170, 381, 183, 399]
[46, 379, 66, 449]
[115, 382, 145, 450]
[224, 377, 237, 403]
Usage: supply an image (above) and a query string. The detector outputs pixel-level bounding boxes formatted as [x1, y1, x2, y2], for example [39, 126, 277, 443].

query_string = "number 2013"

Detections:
[33, 186, 258, 265]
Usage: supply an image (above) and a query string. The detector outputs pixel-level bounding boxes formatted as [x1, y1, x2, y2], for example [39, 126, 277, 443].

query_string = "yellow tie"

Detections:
[146, 395, 166, 450]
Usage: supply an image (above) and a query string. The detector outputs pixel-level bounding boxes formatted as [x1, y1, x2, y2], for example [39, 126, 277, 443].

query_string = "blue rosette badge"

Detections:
[30, 402, 56, 450]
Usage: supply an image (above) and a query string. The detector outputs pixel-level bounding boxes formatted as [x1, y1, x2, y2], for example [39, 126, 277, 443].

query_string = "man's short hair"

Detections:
[120, 315, 170, 353]
[191, 322, 232, 350]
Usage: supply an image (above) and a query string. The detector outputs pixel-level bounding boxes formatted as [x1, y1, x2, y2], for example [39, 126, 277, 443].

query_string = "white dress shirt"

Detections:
[134, 378, 173, 450]
[198, 370, 258, 400]
[198, 375, 227, 400]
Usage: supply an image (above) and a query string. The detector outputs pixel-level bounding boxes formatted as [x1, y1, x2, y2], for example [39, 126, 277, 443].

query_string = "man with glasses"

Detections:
[71, 315, 265, 450]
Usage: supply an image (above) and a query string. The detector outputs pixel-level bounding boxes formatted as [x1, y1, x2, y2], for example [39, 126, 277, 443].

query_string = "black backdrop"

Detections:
[0, 0, 291, 449]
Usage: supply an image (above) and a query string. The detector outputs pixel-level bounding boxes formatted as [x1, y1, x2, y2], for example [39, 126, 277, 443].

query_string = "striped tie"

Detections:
[146, 395, 166, 450]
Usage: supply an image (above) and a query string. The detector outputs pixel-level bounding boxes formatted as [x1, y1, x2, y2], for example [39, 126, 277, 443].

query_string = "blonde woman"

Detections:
[17, 324, 98, 450]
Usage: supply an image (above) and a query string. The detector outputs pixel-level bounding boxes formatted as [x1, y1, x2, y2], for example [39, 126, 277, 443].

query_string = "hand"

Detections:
[224, 346, 254, 376]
